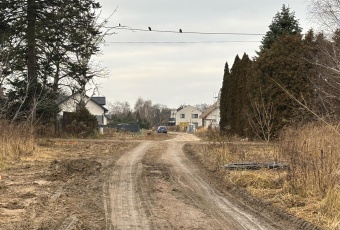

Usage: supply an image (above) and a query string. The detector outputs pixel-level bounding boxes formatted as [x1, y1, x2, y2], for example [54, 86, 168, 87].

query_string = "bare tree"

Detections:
[248, 92, 275, 142]
[307, 0, 340, 33]
[108, 101, 131, 117]
[303, 32, 340, 119]
[134, 97, 153, 122]
[305, 2, 340, 119]
[152, 104, 171, 126]
[194, 103, 211, 112]
[133, 97, 171, 127]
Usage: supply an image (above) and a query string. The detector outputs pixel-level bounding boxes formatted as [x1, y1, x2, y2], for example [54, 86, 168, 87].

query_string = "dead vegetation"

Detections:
[0, 121, 35, 170]
[279, 123, 340, 229]
[188, 124, 339, 229]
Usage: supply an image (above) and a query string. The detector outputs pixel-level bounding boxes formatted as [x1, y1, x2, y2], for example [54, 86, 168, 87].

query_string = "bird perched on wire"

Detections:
[148, 27, 151, 31]
[179, 29, 182, 33]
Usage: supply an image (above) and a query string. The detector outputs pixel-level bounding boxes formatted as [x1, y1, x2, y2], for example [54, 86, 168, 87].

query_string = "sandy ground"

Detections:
[0, 133, 320, 229]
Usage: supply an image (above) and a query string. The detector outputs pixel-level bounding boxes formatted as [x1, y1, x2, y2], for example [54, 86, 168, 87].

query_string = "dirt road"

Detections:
[0, 133, 319, 229]
[104, 133, 287, 229]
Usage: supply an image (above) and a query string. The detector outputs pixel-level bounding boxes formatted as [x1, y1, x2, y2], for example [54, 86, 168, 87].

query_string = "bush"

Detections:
[62, 105, 98, 137]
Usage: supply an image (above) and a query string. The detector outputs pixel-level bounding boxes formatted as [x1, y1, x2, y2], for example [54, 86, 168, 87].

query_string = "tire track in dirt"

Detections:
[105, 133, 286, 229]
[105, 142, 154, 230]
[163, 141, 280, 229]
[138, 158, 174, 229]
[159, 133, 284, 229]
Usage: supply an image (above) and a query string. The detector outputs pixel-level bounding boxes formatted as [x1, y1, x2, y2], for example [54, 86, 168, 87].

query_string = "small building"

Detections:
[200, 102, 220, 128]
[175, 105, 202, 130]
[58, 92, 109, 125]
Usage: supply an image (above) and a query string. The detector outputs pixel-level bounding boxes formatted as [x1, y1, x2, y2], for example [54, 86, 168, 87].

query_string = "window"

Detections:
[192, 114, 198, 118]
[180, 114, 185, 118]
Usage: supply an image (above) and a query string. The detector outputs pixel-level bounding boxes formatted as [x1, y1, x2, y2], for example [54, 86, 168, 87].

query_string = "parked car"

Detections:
[157, 126, 167, 133]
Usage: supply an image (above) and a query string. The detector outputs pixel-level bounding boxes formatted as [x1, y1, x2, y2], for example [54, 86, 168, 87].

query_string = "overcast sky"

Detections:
[94, 0, 313, 109]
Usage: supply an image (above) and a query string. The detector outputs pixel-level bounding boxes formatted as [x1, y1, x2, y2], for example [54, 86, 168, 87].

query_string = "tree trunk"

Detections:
[27, 0, 37, 126]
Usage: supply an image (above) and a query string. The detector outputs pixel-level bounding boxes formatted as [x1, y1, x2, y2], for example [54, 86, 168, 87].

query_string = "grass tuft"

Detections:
[0, 121, 35, 169]
[320, 185, 340, 229]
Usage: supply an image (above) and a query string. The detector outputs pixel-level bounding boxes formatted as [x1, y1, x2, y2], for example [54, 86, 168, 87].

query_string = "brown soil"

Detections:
[0, 133, 321, 229]
[0, 139, 137, 229]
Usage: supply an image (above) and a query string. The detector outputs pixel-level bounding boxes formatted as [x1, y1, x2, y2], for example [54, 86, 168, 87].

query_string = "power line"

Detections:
[105, 40, 261, 44]
[106, 26, 265, 36]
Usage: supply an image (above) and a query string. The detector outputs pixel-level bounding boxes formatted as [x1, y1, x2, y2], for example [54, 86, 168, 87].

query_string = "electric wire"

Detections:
[106, 26, 266, 36]
[105, 40, 261, 44]
[104, 26, 263, 44]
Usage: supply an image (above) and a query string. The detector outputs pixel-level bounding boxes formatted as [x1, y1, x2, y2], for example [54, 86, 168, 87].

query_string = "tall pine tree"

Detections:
[219, 61, 230, 134]
[220, 54, 253, 137]
[254, 33, 315, 135]
[234, 53, 253, 136]
[258, 4, 302, 55]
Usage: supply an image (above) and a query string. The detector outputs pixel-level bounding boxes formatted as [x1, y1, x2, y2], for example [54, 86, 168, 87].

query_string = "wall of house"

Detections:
[96, 115, 108, 126]
[175, 106, 202, 127]
[86, 100, 105, 115]
[203, 108, 220, 128]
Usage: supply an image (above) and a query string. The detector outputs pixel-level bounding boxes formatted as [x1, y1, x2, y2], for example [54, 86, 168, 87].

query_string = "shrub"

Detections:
[62, 104, 98, 137]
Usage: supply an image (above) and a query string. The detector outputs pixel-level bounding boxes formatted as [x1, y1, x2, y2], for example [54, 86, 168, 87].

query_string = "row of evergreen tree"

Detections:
[219, 5, 340, 141]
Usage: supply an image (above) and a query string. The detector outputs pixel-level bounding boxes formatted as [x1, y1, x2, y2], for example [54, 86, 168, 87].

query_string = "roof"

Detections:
[176, 105, 199, 113]
[91, 97, 106, 105]
[57, 92, 108, 113]
[200, 102, 218, 119]
[89, 97, 108, 113]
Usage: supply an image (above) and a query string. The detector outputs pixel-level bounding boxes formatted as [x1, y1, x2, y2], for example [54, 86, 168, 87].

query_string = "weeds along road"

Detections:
[104, 132, 287, 230]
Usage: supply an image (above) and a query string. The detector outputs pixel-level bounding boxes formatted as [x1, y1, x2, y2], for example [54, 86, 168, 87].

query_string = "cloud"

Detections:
[95, 0, 312, 110]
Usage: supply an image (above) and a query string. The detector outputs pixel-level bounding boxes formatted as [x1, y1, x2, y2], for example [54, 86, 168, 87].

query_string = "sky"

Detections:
[93, 0, 314, 110]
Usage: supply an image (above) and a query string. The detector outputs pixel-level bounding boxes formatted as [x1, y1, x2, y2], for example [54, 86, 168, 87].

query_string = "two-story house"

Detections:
[175, 105, 202, 130]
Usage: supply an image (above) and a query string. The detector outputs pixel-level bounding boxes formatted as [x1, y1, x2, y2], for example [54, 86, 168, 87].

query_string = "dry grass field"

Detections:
[191, 124, 340, 229]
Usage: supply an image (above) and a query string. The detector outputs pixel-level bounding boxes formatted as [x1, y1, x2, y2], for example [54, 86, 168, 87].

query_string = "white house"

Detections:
[58, 92, 109, 125]
[175, 105, 202, 130]
[200, 101, 220, 128]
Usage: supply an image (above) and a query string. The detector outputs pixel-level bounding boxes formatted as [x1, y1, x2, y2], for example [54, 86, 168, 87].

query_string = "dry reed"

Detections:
[0, 120, 35, 169]
[279, 123, 340, 198]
